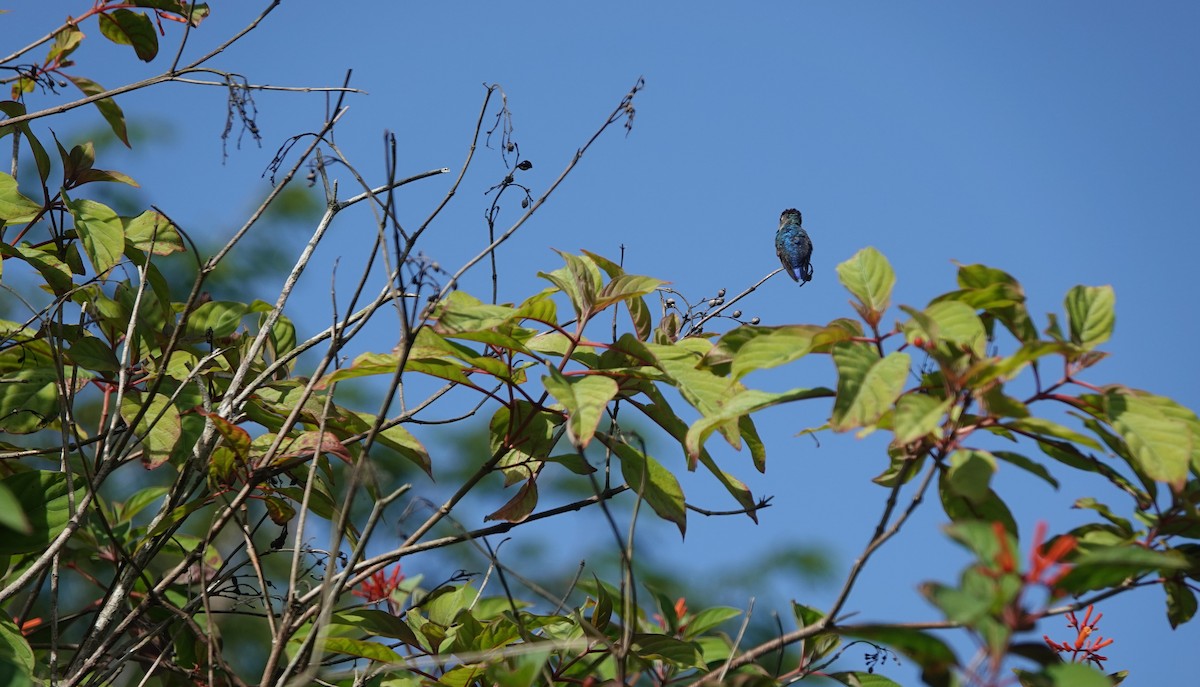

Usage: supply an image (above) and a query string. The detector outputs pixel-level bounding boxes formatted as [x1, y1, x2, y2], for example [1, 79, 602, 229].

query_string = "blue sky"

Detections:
[9, 2, 1200, 683]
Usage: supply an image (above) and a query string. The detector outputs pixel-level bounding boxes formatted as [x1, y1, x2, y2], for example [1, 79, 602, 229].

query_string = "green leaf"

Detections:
[630, 633, 704, 669]
[993, 451, 1060, 489]
[0, 368, 60, 433]
[1042, 663, 1114, 687]
[1056, 545, 1189, 594]
[64, 75, 129, 147]
[331, 609, 421, 644]
[118, 486, 169, 522]
[542, 369, 617, 448]
[944, 520, 1013, 564]
[893, 394, 951, 444]
[67, 335, 121, 373]
[939, 478, 1016, 535]
[46, 25, 84, 64]
[489, 401, 561, 460]
[487, 647, 552, 687]
[0, 242, 74, 295]
[433, 291, 518, 334]
[904, 300, 987, 357]
[595, 273, 666, 311]
[66, 196, 125, 275]
[98, 8, 158, 61]
[920, 572, 994, 625]
[132, 1, 211, 26]
[0, 481, 30, 534]
[827, 672, 904, 686]
[685, 386, 833, 462]
[1104, 391, 1191, 485]
[184, 301, 249, 339]
[1165, 578, 1197, 628]
[1004, 417, 1103, 451]
[830, 344, 909, 432]
[682, 606, 741, 639]
[711, 324, 852, 381]
[0, 614, 35, 687]
[349, 412, 431, 476]
[1065, 285, 1115, 351]
[322, 636, 403, 664]
[539, 251, 604, 319]
[120, 391, 182, 469]
[946, 449, 996, 503]
[0, 102, 51, 184]
[605, 435, 687, 536]
[0, 471, 82, 555]
[841, 625, 956, 687]
[0, 172, 41, 223]
[123, 210, 183, 255]
[836, 247, 895, 326]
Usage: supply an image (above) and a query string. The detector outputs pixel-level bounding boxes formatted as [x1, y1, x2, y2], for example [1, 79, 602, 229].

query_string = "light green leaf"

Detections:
[123, 209, 183, 254]
[946, 449, 996, 503]
[433, 291, 517, 333]
[539, 251, 603, 319]
[0, 481, 30, 534]
[67, 196, 125, 275]
[685, 387, 833, 460]
[1065, 285, 1115, 351]
[0, 172, 41, 222]
[184, 301, 248, 339]
[836, 247, 895, 324]
[1005, 417, 1103, 451]
[827, 671, 904, 686]
[346, 412, 431, 476]
[542, 369, 617, 448]
[0, 614, 35, 687]
[595, 273, 666, 310]
[0, 368, 60, 433]
[322, 636, 403, 664]
[712, 324, 852, 381]
[1044, 662, 1119, 687]
[893, 394, 951, 445]
[0, 102, 51, 184]
[0, 471, 82, 555]
[604, 435, 686, 536]
[831, 344, 909, 432]
[64, 75, 129, 147]
[121, 391, 182, 469]
[906, 300, 987, 357]
[1105, 391, 1191, 484]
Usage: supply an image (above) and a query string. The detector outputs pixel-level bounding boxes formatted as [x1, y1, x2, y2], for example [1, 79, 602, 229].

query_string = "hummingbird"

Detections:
[775, 208, 813, 284]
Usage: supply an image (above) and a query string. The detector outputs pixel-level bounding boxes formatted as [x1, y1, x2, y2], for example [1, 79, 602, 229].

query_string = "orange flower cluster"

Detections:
[1043, 604, 1114, 668]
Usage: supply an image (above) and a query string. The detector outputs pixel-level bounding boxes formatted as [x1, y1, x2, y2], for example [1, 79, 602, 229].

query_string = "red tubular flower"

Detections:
[352, 564, 405, 605]
[993, 521, 1016, 573]
[1044, 604, 1113, 669]
[1025, 521, 1076, 590]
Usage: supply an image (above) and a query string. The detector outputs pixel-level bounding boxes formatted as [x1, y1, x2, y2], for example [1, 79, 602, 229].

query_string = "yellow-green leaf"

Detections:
[831, 344, 909, 432]
[836, 247, 895, 324]
[543, 369, 617, 448]
[66, 197, 125, 275]
[1065, 285, 1115, 351]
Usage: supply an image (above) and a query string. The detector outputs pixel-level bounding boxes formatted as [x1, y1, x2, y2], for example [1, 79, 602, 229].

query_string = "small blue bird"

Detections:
[775, 208, 813, 284]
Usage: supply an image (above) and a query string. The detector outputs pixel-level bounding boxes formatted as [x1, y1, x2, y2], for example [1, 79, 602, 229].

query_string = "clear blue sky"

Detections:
[9, 2, 1200, 683]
